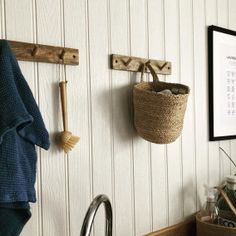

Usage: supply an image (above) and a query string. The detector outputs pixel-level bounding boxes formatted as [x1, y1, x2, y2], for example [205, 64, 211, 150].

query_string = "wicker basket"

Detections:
[196, 187, 236, 236]
[196, 213, 236, 236]
[133, 63, 190, 144]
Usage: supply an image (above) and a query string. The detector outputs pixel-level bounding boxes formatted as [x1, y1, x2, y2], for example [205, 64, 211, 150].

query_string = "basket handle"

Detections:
[139, 62, 160, 86]
[146, 62, 160, 85]
[216, 186, 236, 216]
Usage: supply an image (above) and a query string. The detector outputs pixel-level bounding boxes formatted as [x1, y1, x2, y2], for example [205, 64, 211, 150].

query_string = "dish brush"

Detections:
[59, 81, 80, 153]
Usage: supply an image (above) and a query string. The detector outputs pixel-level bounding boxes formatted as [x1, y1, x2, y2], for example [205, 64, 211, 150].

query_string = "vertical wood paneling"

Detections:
[206, 0, 221, 187]
[36, 0, 67, 235]
[59, 2, 70, 234]
[4, 1, 39, 235]
[193, 0, 209, 209]
[148, 0, 168, 230]
[109, 0, 133, 235]
[219, 141, 231, 181]
[87, 0, 112, 234]
[0, 0, 4, 38]
[63, 0, 92, 235]
[2, 0, 235, 235]
[164, 0, 183, 225]
[179, 0, 197, 217]
[129, 0, 151, 234]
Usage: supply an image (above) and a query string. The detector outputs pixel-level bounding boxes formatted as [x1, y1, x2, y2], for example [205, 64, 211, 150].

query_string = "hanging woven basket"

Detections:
[133, 62, 190, 144]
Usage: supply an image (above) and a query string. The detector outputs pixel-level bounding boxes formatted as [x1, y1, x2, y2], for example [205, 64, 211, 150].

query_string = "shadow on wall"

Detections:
[96, 71, 141, 144]
[130, 71, 144, 142]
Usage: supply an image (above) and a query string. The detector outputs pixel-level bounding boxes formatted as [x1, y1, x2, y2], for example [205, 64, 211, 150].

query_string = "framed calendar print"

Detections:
[208, 25, 236, 141]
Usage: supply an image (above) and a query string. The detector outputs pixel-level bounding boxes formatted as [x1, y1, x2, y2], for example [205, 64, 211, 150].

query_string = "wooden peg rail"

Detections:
[7, 40, 79, 65]
[111, 54, 171, 75]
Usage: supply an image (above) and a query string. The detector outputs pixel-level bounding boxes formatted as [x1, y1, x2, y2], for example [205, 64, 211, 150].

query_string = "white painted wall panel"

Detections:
[36, 0, 67, 235]
[63, 0, 92, 235]
[193, 0, 209, 210]
[179, 0, 197, 217]
[164, 0, 183, 226]
[148, 0, 168, 231]
[87, 0, 113, 235]
[129, 0, 152, 234]
[0, 0, 235, 235]
[206, 0, 221, 188]
[109, 0, 134, 235]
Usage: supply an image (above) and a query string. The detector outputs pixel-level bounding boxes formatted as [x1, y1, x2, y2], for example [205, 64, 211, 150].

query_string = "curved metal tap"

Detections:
[80, 194, 112, 236]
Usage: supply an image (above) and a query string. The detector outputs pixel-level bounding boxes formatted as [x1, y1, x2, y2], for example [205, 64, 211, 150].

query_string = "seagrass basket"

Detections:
[196, 213, 236, 236]
[196, 187, 236, 236]
[133, 63, 190, 144]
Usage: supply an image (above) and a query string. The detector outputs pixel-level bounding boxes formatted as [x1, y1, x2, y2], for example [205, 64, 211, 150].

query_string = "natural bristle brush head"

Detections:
[60, 131, 80, 153]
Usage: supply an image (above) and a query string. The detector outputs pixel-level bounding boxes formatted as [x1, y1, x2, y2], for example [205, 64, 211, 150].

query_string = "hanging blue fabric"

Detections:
[0, 40, 50, 235]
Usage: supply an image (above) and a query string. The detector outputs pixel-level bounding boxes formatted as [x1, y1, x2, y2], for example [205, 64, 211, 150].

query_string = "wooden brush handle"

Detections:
[59, 81, 68, 131]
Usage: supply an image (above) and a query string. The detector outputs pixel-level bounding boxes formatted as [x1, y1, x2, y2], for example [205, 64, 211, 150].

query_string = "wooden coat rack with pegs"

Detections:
[111, 54, 171, 75]
[7, 40, 79, 65]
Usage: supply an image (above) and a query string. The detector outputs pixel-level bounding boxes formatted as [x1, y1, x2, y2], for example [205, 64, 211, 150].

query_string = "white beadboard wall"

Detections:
[0, 0, 235, 235]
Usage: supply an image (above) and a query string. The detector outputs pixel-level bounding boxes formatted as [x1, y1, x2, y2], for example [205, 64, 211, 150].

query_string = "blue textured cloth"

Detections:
[0, 202, 31, 236]
[0, 40, 50, 235]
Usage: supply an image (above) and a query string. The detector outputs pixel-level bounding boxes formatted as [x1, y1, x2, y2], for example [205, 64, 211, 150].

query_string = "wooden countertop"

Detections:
[144, 216, 196, 236]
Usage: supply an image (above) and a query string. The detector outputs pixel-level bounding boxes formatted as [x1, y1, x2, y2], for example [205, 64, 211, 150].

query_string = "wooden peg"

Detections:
[31, 45, 39, 56]
[60, 49, 66, 61]
[145, 60, 150, 64]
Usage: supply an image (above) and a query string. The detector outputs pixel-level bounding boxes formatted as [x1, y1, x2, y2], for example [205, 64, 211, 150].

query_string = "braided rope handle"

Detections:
[216, 186, 236, 216]
[146, 62, 160, 85]
[139, 62, 160, 86]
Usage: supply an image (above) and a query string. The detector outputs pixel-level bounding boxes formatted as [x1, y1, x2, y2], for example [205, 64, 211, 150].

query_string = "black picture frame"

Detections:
[208, 25, 236, 141]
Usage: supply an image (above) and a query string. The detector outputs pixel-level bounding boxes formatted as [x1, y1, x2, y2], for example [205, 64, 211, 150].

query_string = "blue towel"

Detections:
[0, 40, 50, 235]
[0, 202, 31, 236]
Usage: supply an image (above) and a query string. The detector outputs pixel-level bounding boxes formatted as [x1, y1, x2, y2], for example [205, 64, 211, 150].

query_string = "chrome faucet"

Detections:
[80, 194, 112, 236]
